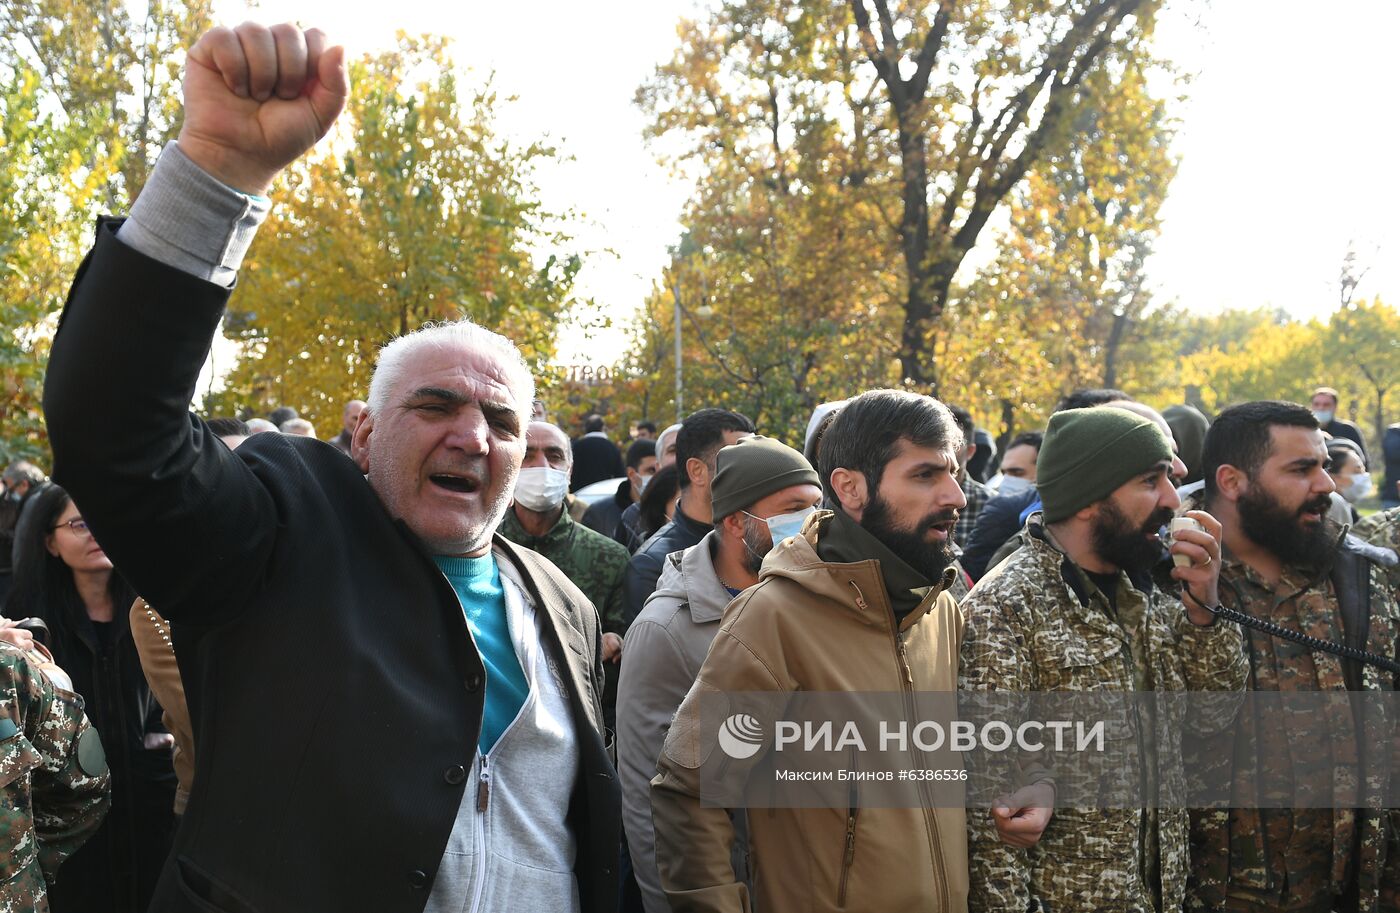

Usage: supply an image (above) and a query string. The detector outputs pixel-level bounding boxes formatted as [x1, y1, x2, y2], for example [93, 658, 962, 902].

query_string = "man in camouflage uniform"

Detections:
[1, 640, 111, 913]
[1355, 507, 1400, 594]
[498, 421, 630, 722]
[961, 406, 1246, 913]
[1189, 400, 1400, 912]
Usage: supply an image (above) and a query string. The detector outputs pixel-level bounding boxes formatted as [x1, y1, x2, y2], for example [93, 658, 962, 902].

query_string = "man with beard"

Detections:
[960, 406, 1246, 913]
[650, 389, 1045, 913]
[618, 436, 820, 912]
[1187, 400, 1400, 912]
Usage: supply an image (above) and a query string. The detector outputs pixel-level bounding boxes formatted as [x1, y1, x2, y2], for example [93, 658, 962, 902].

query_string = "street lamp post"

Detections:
[673, 278, 684, 423]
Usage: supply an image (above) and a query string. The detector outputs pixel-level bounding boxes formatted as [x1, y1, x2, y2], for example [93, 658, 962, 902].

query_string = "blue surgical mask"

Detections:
[996, 475, 1035, 498]
[1313, 409, 1335, 426]
[748, 506, 816, 545]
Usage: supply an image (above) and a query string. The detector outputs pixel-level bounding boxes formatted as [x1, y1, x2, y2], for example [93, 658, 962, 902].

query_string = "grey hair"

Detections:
[280, 418, 317, 436]
[367, 320, 536, 421]
[2, 460, 45, 486]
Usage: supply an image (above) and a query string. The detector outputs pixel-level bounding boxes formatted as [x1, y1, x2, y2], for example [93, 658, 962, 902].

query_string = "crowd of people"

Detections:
[6, 20, 1400, 913]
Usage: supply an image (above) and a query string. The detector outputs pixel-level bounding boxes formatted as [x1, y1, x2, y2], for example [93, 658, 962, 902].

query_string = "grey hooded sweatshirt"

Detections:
[617, 531, 746, 913]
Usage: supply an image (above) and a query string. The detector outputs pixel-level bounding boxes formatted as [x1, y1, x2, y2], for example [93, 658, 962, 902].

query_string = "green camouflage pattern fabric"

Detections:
[1, 643, 111, 913]
[1356, 508, 1400, 592]
[498, 506, 630, 634]
[960, 513, 1247, 913]
[1353, 508, 1400, 549]
[1183, 493, 1400, 913]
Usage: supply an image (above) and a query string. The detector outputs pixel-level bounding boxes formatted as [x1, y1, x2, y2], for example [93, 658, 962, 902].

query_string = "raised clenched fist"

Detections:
[178, 23, 349, 194]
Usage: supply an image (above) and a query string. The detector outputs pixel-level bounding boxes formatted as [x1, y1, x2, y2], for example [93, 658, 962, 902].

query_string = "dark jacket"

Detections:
[43, 604, 176, 913]
[615, 501, 644, 554]
[960, 487, 1039, 581]
[570, 435, 624, 492]
[622, 504, 711, 626]
[42, 222, 620, 913]
[580, 480, 630, 544]
[1322, 417, 1368, 460]
[1383, 424, 1400, 508]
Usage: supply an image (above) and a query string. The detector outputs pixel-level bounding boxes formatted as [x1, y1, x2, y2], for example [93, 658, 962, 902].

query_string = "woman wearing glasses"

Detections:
[8, 484, 176, 913]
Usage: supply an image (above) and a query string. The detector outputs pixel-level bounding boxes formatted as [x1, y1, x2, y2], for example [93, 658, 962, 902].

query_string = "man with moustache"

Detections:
[1186, 401, 1400, 913]
[652, 389, 1014, 912]
[960, 406, 1246, 913]
[41, 22, 617, 913]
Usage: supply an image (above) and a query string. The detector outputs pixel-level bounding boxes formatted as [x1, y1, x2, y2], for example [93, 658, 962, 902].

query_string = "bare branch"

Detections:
[871, 0, 900, 65]
[910, 0, 955, 99]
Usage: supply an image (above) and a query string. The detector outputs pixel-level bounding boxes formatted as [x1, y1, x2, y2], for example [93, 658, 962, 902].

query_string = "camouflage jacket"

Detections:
[1356, 507, 1400, 592]
[0, 643, 110, 913]
[1183, 499, 1400, 913]
[960, 514, 1246, 913]
[498, 505, 630, 635]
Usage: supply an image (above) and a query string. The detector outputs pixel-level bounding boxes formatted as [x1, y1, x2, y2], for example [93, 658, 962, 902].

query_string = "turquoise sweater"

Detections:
[433, 554, 529, 753]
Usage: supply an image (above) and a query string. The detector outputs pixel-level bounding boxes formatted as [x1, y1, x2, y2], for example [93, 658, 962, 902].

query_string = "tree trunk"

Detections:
[996, 397, 1016, 452]
[1103, 311, 1129, 389]
[1376, 388, 1388, 451]
[896, 121, 934, 392]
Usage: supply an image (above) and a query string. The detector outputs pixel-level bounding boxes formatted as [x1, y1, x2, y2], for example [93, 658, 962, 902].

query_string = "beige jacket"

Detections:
[129, 598, 194, 814]
[650, 510, 969, 913]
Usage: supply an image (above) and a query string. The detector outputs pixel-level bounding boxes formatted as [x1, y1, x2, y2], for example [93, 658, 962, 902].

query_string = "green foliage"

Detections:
[1, 0, 212, 462]
[0, 63, 120, 462]
[625, 0, 1182, 440]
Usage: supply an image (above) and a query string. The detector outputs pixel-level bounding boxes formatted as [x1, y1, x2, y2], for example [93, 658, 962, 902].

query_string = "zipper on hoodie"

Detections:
[466, 754, 490, 913]
[476, 755, 492, 813]
[837, 749, 860, 906]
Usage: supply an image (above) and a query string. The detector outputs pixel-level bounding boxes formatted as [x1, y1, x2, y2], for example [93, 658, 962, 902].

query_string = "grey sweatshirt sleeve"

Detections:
[116, 142, 271, 287]
[616, 612, 692, 913]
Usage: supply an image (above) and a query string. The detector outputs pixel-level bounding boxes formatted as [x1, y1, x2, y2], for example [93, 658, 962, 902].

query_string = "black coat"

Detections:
[569, 436, 624, 492]
[959, 487, 1039, 582]
[579, 480, 629, 543]
[43, 604, 176, 913]
[43, 222, 620, 913]
[621, 504, 712, 626]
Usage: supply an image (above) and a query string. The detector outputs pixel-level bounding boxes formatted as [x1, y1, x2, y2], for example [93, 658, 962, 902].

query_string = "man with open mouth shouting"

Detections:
[1187, 401, 1400, 913]
[42, 22, 617, 913]
[960, 405, 1246, 913]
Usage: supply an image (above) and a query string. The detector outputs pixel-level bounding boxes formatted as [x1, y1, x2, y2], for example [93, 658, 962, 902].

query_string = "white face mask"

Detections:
[514, 467, 570, 513]
[996, 475, 1035, 498]
[1342, 472, 1373, 505]
[636, 473, 652, 495]
[1312, 409, 1335, 426]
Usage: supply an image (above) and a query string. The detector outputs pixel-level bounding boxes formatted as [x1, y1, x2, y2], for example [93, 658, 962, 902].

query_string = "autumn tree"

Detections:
[1323, 298, 1400, 446]
[1, 0, 210, 460]
[950, 54, 1177, 436]
[2, 0, 214, 205]
[208, 35, 581, 433]
[0, 64, 120, 461]
[1179, 319, 1324, 417]
[641, 0, 1171, 396]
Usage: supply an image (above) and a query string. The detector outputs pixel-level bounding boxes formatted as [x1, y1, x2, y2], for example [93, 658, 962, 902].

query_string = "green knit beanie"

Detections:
[710, 436, 819, 521]
[1037, 407, 1174, 524]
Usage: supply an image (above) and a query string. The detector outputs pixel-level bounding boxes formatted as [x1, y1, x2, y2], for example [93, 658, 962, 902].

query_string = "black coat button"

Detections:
[444, 765, 467, 785]
[466, 672, 483, 692]
[408, 869, 428, 889]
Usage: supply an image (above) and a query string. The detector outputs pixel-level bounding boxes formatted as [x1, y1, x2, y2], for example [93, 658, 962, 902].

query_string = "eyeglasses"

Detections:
[51, 518, 91, 537]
